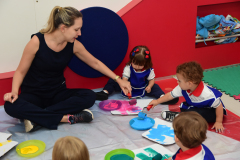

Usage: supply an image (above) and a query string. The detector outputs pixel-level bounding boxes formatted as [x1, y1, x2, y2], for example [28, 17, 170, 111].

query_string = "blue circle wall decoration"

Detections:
[68, 7, 129, 78]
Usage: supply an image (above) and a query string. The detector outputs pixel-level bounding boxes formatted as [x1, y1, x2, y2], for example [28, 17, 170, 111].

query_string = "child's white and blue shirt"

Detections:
[170, 81, 226, 115]
[171, 144, 215, 160]
[122, 64, 155, 98]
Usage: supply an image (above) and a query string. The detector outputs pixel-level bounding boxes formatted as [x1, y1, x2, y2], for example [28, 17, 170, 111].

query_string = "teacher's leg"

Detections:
[4, 93, 63, 131]
[48, 88, 96, 124]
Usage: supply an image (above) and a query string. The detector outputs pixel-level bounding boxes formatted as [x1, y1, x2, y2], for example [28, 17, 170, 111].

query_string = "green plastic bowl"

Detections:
[16, 140, 46, 158]
[105, 148, 135, 160]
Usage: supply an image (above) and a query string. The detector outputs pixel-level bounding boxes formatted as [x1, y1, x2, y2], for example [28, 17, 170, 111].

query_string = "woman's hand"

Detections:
[3, 92, 18, 103]
[117, 79, 131, 95]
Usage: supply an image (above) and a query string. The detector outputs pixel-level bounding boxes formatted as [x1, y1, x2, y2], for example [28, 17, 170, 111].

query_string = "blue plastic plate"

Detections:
[129, 117, 155, 130]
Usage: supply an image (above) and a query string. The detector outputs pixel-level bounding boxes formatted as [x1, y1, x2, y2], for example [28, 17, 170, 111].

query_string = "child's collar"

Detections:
[177, 145, 202, 159]
[187, 81, 204, 97]
[130, 64, 145, 72]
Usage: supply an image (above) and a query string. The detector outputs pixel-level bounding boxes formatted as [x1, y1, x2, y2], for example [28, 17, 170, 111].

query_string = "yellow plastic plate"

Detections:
[16, 140, 46, 158]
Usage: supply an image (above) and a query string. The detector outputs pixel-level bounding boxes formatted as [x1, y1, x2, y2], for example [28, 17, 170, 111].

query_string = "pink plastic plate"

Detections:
[99, 100, 122, 111]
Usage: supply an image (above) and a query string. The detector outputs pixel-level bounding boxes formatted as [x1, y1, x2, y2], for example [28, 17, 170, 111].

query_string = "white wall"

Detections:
[0, 0, 131, 74]
[0, 0, 36, 73]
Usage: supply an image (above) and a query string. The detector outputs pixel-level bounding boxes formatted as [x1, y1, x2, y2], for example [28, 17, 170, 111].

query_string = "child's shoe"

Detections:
[68, 109, 94, 124]
[161, 110, 179, 122]
[95, 91, 108, 101]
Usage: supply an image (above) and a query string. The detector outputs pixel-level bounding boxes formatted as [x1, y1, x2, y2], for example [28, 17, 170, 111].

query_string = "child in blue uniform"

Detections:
[52, 136, 90, 160]
[149, 61, 226, 133]
[96, 45, 178, 104]
[169, 111, 215, 160]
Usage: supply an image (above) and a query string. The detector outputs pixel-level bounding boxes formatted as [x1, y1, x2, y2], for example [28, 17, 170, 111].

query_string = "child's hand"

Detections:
[148, 100, 159, 108]
[145, 86, 151, 93]
[211, 122, 224, 133]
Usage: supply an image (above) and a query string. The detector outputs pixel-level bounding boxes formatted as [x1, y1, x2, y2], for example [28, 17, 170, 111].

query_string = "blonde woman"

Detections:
[3, 6, 131, 132]
[52, 136, 90, 160]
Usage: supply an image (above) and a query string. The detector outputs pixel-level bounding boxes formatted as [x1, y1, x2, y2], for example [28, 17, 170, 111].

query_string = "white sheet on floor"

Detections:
[0, 90, 240, 160]
[0, 132, 18, 157]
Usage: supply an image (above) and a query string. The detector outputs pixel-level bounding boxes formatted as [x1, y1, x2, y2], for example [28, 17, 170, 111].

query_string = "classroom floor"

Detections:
[0, 77, 240, 160]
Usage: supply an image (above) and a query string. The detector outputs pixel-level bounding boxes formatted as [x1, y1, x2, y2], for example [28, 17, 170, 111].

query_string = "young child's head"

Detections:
[176, 61, 204, 90]
[173, 111, 208, 149]
[127, 45, 153, 70]
[52, 136, 90, 160]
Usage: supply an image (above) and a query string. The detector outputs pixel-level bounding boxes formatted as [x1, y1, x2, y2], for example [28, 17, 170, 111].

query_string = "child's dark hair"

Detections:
[126, 45, 153, 70]
[173, 111, 208, 148]
[176, 61, 204, 84]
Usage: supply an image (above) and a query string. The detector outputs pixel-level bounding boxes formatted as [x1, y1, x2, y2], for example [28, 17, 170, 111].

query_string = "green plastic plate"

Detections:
[16, 140, 46, 158]
[105, 148, 135, 160]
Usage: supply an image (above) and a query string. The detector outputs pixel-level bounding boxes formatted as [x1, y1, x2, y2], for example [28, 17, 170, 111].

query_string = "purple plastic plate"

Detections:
[99, 100, 122, 111]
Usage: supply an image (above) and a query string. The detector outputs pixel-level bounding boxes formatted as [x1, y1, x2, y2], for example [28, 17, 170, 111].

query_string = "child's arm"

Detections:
[145, 79, 154, 93]
[122, 77, 128, 81]
[149, 92, 174, 107]
[211, 103, 224, 133]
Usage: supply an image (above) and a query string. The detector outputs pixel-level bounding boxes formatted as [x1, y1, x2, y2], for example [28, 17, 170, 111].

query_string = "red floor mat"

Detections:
[155, 78, 240, 142]
[233, 94, 240, 101]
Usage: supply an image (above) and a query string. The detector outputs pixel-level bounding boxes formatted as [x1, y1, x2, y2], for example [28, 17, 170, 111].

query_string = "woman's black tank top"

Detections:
[21, 32, 74, 97]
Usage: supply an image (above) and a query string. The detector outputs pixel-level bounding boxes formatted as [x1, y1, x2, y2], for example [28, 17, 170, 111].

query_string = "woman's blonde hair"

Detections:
[52, 136, 90, 160]
[40, 6, 83, 34]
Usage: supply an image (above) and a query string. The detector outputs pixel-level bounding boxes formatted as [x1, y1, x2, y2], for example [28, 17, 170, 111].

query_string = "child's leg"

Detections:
[103, 79, 121, 94]
[180, 107, 216, 123]
[145, 83, 164, 98]
[146, 84, 179, 104]
[96, 79, 121, 100]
